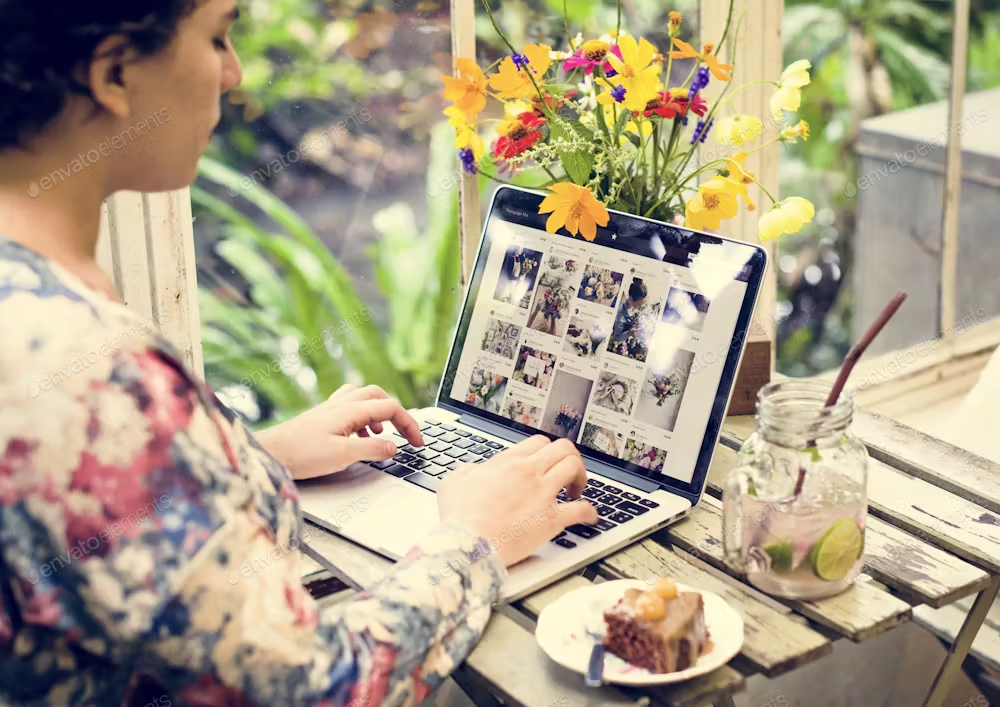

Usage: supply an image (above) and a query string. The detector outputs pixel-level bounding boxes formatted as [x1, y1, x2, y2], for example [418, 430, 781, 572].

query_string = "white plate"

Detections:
[535, 579, 745, 686]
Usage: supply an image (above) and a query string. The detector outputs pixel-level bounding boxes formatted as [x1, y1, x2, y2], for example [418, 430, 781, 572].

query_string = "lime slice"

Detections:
[809, 519, 864, 581]
[763, 541, 794, 573]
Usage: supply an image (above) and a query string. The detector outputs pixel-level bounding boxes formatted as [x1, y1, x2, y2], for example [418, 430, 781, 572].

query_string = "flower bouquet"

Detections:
[442, 1, 814, 242]
[647, 371, 682, 406]
[466, 367, 506, 412]
[552, 404, 583, 438]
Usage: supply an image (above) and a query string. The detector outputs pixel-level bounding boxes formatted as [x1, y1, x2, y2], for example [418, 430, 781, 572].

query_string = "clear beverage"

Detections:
[739, 475, 866, 599]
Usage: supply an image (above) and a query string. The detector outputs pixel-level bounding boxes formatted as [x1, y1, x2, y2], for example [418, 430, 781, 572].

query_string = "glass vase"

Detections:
[721, 380, 869, 600]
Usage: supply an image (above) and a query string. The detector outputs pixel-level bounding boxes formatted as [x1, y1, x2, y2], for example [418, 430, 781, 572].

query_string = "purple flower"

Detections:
[511, 53, 530, 70]
[690, 118, 714, 144]
[688, 66, 711, 101]
[458, 148, 477, 174]
[611, 85, 627, 103]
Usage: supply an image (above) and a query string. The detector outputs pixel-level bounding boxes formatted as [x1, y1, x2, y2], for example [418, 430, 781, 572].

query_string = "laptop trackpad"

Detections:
[348, 483, 440, 559]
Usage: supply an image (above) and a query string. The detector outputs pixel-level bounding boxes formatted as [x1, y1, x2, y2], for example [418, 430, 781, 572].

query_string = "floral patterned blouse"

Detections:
[0, 238, 505, 706]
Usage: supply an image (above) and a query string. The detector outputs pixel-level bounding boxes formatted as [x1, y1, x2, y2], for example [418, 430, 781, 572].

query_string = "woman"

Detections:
[0, 2, 598, 705]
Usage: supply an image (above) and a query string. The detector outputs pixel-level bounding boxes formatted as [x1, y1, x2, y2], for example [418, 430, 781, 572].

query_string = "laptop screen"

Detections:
[439, 186, 765, 498]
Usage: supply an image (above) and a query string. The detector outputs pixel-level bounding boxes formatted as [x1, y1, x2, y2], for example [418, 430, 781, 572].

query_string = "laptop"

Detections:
[297, 185, 767, 601]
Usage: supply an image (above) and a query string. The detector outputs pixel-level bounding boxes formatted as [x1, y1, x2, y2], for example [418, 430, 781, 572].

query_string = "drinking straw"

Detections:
[791, 290, 908, 497]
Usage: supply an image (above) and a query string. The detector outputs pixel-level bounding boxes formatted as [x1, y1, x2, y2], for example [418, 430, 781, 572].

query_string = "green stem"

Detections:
[717, 0, 736, 51]
[562, 0, 572, 51]
[670, 56, 736, 194]
[616, 0, 622, 41]
[480, 0, 552, 114]
[745, 171, 779, 206]
[541, 164, 560, 182]
[721, 79, 776, 106]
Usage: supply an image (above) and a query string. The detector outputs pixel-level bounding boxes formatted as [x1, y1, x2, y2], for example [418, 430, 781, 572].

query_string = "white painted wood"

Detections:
[699, 0, 781, 370]
[144, 188, 204, 377]
[100, 190, 204, 376]
[105, 191, 155, 322]
[940, 0, 972, 339]
[450, 0, 480, 283]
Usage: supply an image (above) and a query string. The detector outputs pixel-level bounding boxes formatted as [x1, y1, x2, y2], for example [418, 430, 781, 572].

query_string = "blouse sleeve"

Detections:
[2, 346, 505, 707]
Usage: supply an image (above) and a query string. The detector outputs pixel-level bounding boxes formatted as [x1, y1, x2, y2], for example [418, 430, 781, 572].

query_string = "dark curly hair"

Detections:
[0, 0, 200, 150]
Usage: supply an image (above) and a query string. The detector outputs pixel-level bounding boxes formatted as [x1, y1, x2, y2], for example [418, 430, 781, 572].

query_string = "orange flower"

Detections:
[668, 38, 732, 82]
[538, 184, 610, 242]
[441, 58, 487, 116]
[488, 44, 552, 100]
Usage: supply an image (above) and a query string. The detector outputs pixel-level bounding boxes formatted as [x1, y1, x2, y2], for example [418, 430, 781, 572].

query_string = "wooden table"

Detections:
[299, 410, 1000, 707]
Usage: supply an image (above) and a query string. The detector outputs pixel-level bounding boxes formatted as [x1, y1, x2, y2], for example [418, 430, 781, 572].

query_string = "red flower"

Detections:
[642, 90, 708, 119]
[492, 112, 545, 159]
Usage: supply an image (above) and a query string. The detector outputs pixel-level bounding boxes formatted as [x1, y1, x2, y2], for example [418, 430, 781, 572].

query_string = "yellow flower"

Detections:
[779, 59, 812, 88]
[715, 114, 764, 147]
[488, 44, 552, 100]
[684, 178, 739, 231]
[758, 196, 815, 241]
[780, 119, 810, 143]
[722, 152, 756, 211]
[605, 35, 661, 112]
[441, 58, 487, 117]
[445, 106, 484, 160]
[669, 39, 732, 82]
[538, 183, 610, 242]
[503, 100, 534, 119]
[668, 11, 682, 37]
[770, 59, 811, 119]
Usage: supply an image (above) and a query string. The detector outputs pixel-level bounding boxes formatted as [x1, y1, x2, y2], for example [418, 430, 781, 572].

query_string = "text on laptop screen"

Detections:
[444, 193, 757, 487]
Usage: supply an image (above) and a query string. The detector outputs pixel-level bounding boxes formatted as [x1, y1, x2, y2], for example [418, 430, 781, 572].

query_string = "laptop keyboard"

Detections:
[369, 419, 660, 550]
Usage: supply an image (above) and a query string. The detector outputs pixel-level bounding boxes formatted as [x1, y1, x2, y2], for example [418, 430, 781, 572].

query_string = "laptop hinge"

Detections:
[457, 413, 661, 494]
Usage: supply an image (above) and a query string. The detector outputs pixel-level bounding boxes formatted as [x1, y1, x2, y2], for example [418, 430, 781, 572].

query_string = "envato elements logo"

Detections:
[28, 109, 172, 197]
[28, 316, 164, 399]
[846, 109, 990, 197]
[27, 495, 172, 584]
[227, 106, 372, 197]
[226, 496, 370, 585]
[239, 307, 373, 389]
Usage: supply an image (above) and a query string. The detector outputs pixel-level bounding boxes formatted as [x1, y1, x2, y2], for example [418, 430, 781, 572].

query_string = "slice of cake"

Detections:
[602, 579, 709, 674]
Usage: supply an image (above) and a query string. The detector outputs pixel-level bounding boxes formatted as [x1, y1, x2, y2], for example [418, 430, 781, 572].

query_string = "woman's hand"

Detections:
[255, 385, 424, 480]
[438, 436, 598, 567]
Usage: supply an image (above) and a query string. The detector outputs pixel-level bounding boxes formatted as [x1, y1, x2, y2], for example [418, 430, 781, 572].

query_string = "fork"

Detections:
[584, 617, 606, 688]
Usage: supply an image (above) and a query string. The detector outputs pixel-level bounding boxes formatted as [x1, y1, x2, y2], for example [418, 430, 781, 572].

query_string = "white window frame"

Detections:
[102, 0, 980, 385]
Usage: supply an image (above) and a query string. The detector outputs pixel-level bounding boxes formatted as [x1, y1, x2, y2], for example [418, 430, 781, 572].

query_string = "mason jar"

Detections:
[721, 380, 869, 599]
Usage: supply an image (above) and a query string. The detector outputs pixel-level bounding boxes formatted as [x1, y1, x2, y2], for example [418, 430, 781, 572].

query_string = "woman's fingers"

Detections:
[337, 398, 423, 447]
[499, 434, 550, 459]
[544, 453, 589, 500]
[340, 435, 398, 464]
[327, 384, 357, 403]
[529, 438, 580, 474]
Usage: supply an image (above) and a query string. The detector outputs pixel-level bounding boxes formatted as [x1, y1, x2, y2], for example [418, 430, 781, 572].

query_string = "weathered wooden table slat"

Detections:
[851, 408, 1000, 514]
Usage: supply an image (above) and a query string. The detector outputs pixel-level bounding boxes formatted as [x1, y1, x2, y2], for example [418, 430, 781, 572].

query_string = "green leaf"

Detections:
[542, 0, 598, 24]
[196, 156, 419, 408]
[802, 446, 823, 463]
[215, 236, 286, 314]
[549, 120, 594, 186]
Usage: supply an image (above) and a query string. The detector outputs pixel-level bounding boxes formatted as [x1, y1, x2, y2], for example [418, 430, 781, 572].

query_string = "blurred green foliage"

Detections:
[196, 122, 463, 422]
[196, 0, 1000, 419]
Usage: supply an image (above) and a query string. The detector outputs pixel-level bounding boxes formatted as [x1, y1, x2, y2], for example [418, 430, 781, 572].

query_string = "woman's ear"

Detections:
[84, 36, 135, 120]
